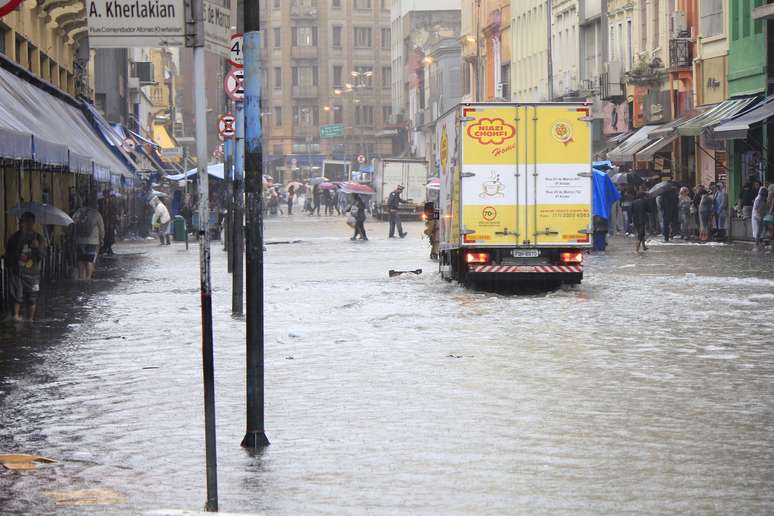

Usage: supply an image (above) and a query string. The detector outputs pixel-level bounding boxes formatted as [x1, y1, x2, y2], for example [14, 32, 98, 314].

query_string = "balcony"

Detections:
[291, 46, 319, 60]
[669, 38, 692, 69]
[291, 0, 318, 19]
[292, 85, 319, 98]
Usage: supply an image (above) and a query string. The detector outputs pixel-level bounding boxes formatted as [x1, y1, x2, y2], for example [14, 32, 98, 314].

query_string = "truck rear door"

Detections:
[515, 104, 592, 247]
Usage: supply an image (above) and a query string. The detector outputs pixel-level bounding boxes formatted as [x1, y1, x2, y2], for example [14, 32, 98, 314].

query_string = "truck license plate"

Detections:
[512, 250, 540, 258]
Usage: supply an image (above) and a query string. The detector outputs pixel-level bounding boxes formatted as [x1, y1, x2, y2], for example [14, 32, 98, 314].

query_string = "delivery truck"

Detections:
[322, 160, 351, 182]
[372, 158, 429, 220]
[435, 103, 593, 288]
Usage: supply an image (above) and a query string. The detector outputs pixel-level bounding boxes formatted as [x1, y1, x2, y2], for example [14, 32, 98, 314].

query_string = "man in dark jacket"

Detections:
[631, 192, 651, 253]
[5, 212, 47, 321]
[387, 185, 408, 238]
[659, 186, 679, 242]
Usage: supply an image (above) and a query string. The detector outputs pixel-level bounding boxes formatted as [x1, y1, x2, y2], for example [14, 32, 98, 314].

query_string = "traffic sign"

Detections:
[320, 124, 345, 139]
[86, 0, 186, 48]
[228, 33, 244, 69]
[218, 113, 236, 138]
[0, 0, 23, 18]
[224, 68, 244, 102]
[357, 154, 366, 164]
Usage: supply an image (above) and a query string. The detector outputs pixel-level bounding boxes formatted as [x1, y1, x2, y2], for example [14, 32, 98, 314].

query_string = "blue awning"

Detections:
[0, 59, 135, 179]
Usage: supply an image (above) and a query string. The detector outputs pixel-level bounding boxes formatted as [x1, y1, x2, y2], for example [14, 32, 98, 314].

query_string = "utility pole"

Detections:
[546, 0, 554, 101]
[187, 0, 218, 508]
[224, 137, 234, 270]
[232, 0, 245, 316]
[241, 0, 270, 449]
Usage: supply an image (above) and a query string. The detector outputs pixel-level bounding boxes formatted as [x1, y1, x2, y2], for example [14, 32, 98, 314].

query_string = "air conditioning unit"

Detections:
[671, 11, 687, 38]
[134, 62, 155, 85]
[495, 82, 503, 99]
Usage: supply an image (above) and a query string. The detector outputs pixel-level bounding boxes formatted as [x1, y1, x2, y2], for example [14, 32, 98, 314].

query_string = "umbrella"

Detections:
[9, 202, 73, 226]
[340, 182, 375, 195]
[648, 180, 676, 197]
[308, 176, 329, 185]
[319, 182, 337, 190]
[611, 172, 643, 186]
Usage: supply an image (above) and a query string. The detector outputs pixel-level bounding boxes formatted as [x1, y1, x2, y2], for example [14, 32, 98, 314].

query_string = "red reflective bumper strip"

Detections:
[470, 265, 583, 273]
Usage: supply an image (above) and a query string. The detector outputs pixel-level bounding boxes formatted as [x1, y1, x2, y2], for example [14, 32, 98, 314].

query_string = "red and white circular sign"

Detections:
[228, 33, 244, 69]
[357, 154, 366, 164]
[0, 0, 23, 18]
[218, 113, 236, 138]
[224, 68, 244, 102]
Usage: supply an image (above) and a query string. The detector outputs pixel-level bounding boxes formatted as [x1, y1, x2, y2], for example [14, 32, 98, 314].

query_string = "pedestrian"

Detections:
[698, 189, 715, 242]
[678, 187, 694, 239]
[287, 185, 295, 215]
[73, 194, 105, 280]
[631, 191, 650, 253]
[346, 194, 368, 241]
[150, 196, 171, 245]
[659, 185, 679, 242]
[312, 184, 321, 216]
[714, 182, 728, 240]
[98, 189, 116, 255]
[423, 202, 439, 259]
[620, 189, 634, 235]
[5, 212, 46, 321]
[592, 215, 609, 252]
[752, 186, 769, 249]
[739, 179, 756, 219]
[387, 185, 409, 238]
[322, 189, 334, 216]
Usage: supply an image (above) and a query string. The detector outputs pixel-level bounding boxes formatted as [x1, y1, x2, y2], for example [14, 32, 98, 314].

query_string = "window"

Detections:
[354, 0, 371, 9]
[382, 105, 392, 124]
[609, 24, 615, 60]
[334, 106, 343, 123]
[354, 65, 373, 87]
[273, 28, 281, 48]
[332, 26, 342, 48]
[292, 66, 318, 87]
[354, 27, 372, 48]
[333, 65, 343, 87]
[293, 26, 318, 47]
[355, 105, 374, 126]
[381, 28, 390, 49]
[332, 0, 341, 7]
[742, 0, 751, 37]
[274, 107, 282, 127]
[382, 66, 390, 88]
[699, 0, 723, 38]
[293, 106, 319, 127]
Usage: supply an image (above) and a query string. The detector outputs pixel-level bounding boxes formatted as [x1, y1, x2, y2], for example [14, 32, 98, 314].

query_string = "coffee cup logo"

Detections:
[551, 120, 574, 145]
[467, 117, 516, 145]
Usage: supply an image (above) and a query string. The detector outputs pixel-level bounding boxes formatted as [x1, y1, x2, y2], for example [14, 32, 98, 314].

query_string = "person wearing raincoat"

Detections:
[752, 186, 769, 249]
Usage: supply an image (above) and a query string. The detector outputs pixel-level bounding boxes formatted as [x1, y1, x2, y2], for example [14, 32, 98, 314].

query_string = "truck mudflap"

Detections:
[469, 265, 583, 274]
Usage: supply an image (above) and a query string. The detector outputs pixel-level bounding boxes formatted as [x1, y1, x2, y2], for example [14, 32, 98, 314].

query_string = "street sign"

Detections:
[228, 33, 243, 69]
[0, 0, 23, 18]
[86, 0, 186, 48]
[357, 154, 366, 164]
[320, 124, 345, 139]
[224, 68, 244, 102]
[218, 113, 236, 138]
[203, 0, 234, 57]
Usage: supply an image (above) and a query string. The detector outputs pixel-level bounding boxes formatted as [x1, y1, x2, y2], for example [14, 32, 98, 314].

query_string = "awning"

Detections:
[635, 133, 680, 161]
[714, 95, 774, 140]
[608, 131, 633, 145]
[648, 107, 710, 139]
[0, 61, 135, 178]
[166, 162, 226, 181]
[153, 124, 177, 149]
[607, 125, 660, 162]
[676, 97, 760, 137]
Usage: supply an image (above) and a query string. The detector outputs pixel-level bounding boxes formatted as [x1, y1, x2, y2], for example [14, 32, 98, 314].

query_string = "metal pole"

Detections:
[241, 0, 270, 449]
[183, 146, 189, 250]
[224, 138, 234, 271]
[546, 0, 554, 101]
[233, 90, 245, 314]
[192, 0, 218, 507]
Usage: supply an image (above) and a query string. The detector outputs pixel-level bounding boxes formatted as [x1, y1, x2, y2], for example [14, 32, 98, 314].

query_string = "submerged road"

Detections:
[2, 216, 774, 514]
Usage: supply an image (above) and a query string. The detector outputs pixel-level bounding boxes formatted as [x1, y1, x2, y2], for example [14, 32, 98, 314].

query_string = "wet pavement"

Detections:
[2, 215, 774, 514]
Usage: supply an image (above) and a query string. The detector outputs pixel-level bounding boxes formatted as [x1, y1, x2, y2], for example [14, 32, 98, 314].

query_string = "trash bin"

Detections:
[173, 215, 187, 241]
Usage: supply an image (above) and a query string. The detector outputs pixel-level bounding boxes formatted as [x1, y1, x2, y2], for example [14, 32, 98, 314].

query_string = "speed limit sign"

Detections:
[0, 0, 23, 17]
[228, 33, 243, 69]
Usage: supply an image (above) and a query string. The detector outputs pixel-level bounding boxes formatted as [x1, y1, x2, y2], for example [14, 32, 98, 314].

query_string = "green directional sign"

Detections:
[320, 124, 345, 139]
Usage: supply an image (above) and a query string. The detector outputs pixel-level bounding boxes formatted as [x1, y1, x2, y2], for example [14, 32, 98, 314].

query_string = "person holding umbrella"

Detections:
[346, 194, 368, 241]
[5, 212, 47, 321]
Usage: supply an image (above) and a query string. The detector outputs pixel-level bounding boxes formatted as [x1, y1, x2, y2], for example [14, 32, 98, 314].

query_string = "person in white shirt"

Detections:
[150, 196, 172, 245]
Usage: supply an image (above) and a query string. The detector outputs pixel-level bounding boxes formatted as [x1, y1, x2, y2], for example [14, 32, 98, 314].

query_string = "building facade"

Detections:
[460, 0, 511, 102]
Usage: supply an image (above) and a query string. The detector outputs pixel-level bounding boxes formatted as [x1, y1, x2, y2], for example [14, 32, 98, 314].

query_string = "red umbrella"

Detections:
[319, 182, 337, 190]
[340, 182, 375, 195]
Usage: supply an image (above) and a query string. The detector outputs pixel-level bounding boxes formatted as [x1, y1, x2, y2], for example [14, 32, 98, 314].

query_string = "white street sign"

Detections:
[203, 0, 233, 58]
[228, 33, 243, 68]
[86, 0, 186, 48]
[224, 68, 244, 102]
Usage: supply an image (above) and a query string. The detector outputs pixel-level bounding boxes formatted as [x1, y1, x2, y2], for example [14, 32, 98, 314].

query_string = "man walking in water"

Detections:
[387, 185, 409, 238]
[5, 212, 46, 321]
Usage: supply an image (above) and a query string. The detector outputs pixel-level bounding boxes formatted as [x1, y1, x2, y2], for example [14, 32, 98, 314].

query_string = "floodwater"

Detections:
[2, 216, 774, 515]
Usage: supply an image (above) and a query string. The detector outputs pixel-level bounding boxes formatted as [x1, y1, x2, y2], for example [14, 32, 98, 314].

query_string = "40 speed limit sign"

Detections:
[0, 0, 23, 18]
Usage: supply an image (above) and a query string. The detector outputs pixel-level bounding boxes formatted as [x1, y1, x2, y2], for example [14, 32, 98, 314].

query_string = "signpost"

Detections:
[0, 0, 23, 18]
[320, 124, 345, 139]
[86, 0, 187, 47]
[224, 68, 244, 102]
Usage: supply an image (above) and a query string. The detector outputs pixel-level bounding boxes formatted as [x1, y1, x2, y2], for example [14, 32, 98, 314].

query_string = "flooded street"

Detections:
[2, 216, 774, 514]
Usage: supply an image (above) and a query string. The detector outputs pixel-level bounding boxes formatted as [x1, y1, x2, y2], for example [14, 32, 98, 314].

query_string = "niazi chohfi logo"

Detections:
[467, 117, 516, 145]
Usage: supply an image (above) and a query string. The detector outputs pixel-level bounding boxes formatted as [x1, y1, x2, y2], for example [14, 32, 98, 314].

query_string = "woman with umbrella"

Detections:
[346, 194, 368, 241]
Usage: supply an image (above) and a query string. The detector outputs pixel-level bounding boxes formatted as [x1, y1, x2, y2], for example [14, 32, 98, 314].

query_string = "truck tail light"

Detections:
[560, 252, 583, 264]
[465, 252, 490, 264]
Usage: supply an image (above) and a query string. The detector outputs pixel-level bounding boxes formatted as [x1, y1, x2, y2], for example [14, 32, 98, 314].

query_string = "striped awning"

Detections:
[636, 133, 680, 161]
[607, 125, 660, 162]
[676, 97, 759, 137]
[714, 95, 774, 140]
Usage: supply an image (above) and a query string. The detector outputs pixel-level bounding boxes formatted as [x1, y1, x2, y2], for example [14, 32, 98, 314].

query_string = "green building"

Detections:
[726, 0, 772, 238]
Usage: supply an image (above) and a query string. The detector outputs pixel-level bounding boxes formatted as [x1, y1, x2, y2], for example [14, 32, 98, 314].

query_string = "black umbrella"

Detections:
[648, 181, 677, 197]
[611, 172, 643, 186]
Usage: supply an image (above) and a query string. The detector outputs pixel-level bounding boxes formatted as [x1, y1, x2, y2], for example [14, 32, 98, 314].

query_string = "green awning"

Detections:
[676, 97, 759, 137]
